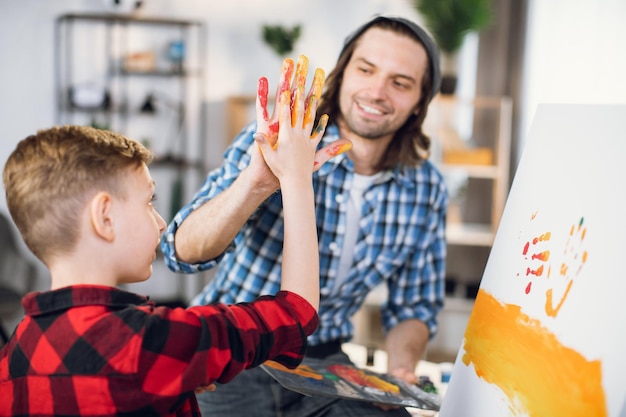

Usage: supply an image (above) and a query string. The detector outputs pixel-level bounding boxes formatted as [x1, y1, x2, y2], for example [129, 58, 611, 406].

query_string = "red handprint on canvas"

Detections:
[519, 214, 588, 318]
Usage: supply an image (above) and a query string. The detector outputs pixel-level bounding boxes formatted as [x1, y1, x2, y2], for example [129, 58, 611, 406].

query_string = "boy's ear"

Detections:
[90, 191, 115, 242]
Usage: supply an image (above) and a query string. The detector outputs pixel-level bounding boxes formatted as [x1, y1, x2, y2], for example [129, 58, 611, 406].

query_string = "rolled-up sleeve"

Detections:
[161, 123, 257, 273]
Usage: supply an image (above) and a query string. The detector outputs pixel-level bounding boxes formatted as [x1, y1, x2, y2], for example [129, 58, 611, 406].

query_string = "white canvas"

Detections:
[439, 104, 626, 417]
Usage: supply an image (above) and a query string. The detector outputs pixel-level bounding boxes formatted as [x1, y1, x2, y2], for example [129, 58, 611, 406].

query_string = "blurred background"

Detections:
[1, 0, 625, 358]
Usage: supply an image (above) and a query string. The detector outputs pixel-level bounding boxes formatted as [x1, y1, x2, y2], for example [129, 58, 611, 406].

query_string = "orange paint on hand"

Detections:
[327, 142, 352, 157]
[462, 289, 607, 416]
[268, 91, 290, 147]
[291, 86, 304, 127]
[304, 68, 325, 126]
[291, 55, 309, 127]
[268, 122, 279, 147]
[278, 58, 294, 98]
[294, 55, 309, 89]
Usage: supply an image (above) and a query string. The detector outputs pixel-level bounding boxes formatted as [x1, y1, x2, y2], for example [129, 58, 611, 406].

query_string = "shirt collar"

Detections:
[22, 285, 151, 317]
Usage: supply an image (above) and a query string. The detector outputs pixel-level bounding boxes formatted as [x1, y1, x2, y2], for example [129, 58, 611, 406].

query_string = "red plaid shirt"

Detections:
[0, 285, 317, 416]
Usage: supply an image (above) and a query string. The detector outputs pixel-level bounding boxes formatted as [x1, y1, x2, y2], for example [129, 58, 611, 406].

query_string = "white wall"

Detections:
[519, 0, 626, 158]
[2, 0, 624, 300]
[0, 0, 427, 300]
[0, 0, 423, 208]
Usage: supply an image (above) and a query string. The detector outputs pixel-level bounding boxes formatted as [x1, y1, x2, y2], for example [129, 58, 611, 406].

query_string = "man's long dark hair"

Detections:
[316, 18, 436, 171]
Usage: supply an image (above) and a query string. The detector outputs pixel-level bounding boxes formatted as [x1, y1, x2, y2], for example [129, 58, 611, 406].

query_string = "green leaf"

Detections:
[413, 0, 494, 53]
[261, 24, 302, 56]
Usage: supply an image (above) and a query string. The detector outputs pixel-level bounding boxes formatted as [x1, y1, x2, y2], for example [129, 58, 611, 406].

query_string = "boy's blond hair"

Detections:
[3, 125, 153, 263]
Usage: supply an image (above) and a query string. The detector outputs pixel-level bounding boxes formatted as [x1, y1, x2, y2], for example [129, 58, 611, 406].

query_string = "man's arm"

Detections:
[385, 319, 430, 384]
[174, 145, 278, 264]
[175, 57, 307, 264]
[172, 56, 350, 267]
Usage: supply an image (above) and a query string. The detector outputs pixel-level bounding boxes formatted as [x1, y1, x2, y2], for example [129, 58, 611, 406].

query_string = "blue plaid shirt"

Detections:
[161, 122, 447, 345]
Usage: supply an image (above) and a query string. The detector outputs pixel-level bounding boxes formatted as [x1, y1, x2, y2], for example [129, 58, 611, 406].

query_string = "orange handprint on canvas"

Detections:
[545, 217, 588, 317]
[518, 214, 588, 318]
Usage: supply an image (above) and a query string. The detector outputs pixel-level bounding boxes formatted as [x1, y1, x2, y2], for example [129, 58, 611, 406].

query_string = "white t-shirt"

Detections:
[333, 172, 383, 293]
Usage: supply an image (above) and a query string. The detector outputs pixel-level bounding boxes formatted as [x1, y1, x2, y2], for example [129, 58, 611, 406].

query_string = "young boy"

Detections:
[0, 63, 327, 416]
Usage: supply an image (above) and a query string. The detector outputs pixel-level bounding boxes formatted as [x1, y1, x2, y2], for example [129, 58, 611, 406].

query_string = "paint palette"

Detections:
[261, 358, 441, 411]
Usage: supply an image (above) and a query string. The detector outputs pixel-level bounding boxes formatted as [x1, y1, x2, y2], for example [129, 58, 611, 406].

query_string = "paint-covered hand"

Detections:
[256, 55, 320, 146]
[255, 55, 352, 174]
[254, 84, 324, 182]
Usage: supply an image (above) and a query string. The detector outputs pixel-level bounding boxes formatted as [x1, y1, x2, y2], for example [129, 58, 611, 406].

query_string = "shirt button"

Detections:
[335, 194, 344, 203]
[320, 288, 330, 296]
[329, 242, 339, 253]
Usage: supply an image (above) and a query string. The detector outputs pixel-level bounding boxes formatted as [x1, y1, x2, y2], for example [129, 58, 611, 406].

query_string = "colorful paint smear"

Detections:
[304, 68, 325, 126]
[462, 289, 606, 416]
[264, 361, 400, 395]
[264, 360, 323, 380]
[518, 215, 588, 317]
[257, 57, 295, 146]
[290, 86, 304, 127]
[326, 141, 351, 157]
[328, 364, 400, 394]
[257, 55, 329, 147]
[263, 361, 364, 397]
[291, 55, 309, 125]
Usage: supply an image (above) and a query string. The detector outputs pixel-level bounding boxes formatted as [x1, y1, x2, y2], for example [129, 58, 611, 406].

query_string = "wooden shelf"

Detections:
[57, 13, 203, 27]
[427, 95, 512, 252]
[55, 12, 208, 304]
[439, 163, 499, 179]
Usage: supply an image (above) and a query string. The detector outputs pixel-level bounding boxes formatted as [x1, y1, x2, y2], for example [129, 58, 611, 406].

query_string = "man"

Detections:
[162, 15, 447, 416]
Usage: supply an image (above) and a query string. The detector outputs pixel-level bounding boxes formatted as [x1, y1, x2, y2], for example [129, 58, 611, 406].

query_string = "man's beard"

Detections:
[342, 116, 394, 140]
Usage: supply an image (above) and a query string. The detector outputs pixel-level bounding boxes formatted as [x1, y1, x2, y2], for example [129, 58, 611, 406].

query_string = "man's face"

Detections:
[338, 27, 428, 141]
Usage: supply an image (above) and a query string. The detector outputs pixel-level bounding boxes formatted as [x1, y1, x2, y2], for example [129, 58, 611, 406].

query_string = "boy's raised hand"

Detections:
[254, 55, 351, 177]
[254, 85, 324, 183]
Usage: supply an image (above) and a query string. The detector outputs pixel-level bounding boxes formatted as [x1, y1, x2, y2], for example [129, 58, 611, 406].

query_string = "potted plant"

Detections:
[413, 0, 493, 94]
[261, 24, 302, 57]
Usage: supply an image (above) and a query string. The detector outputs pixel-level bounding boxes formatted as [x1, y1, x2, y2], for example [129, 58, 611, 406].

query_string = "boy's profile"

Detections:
[0, 60, 327, 416]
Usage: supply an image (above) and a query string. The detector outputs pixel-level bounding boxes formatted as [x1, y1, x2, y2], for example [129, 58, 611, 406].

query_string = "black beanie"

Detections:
[338, 15, 441, 102]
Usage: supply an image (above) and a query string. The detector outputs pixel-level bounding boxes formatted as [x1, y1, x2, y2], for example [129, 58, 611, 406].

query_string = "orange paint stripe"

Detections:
[294, 55, 309, 89]
[277, 58, 294, 102]
[304, 67, 325, 126]
[462, 289, 607, 416]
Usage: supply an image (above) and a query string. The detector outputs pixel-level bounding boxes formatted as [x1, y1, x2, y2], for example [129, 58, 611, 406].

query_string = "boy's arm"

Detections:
[255, 78, 326, 311]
